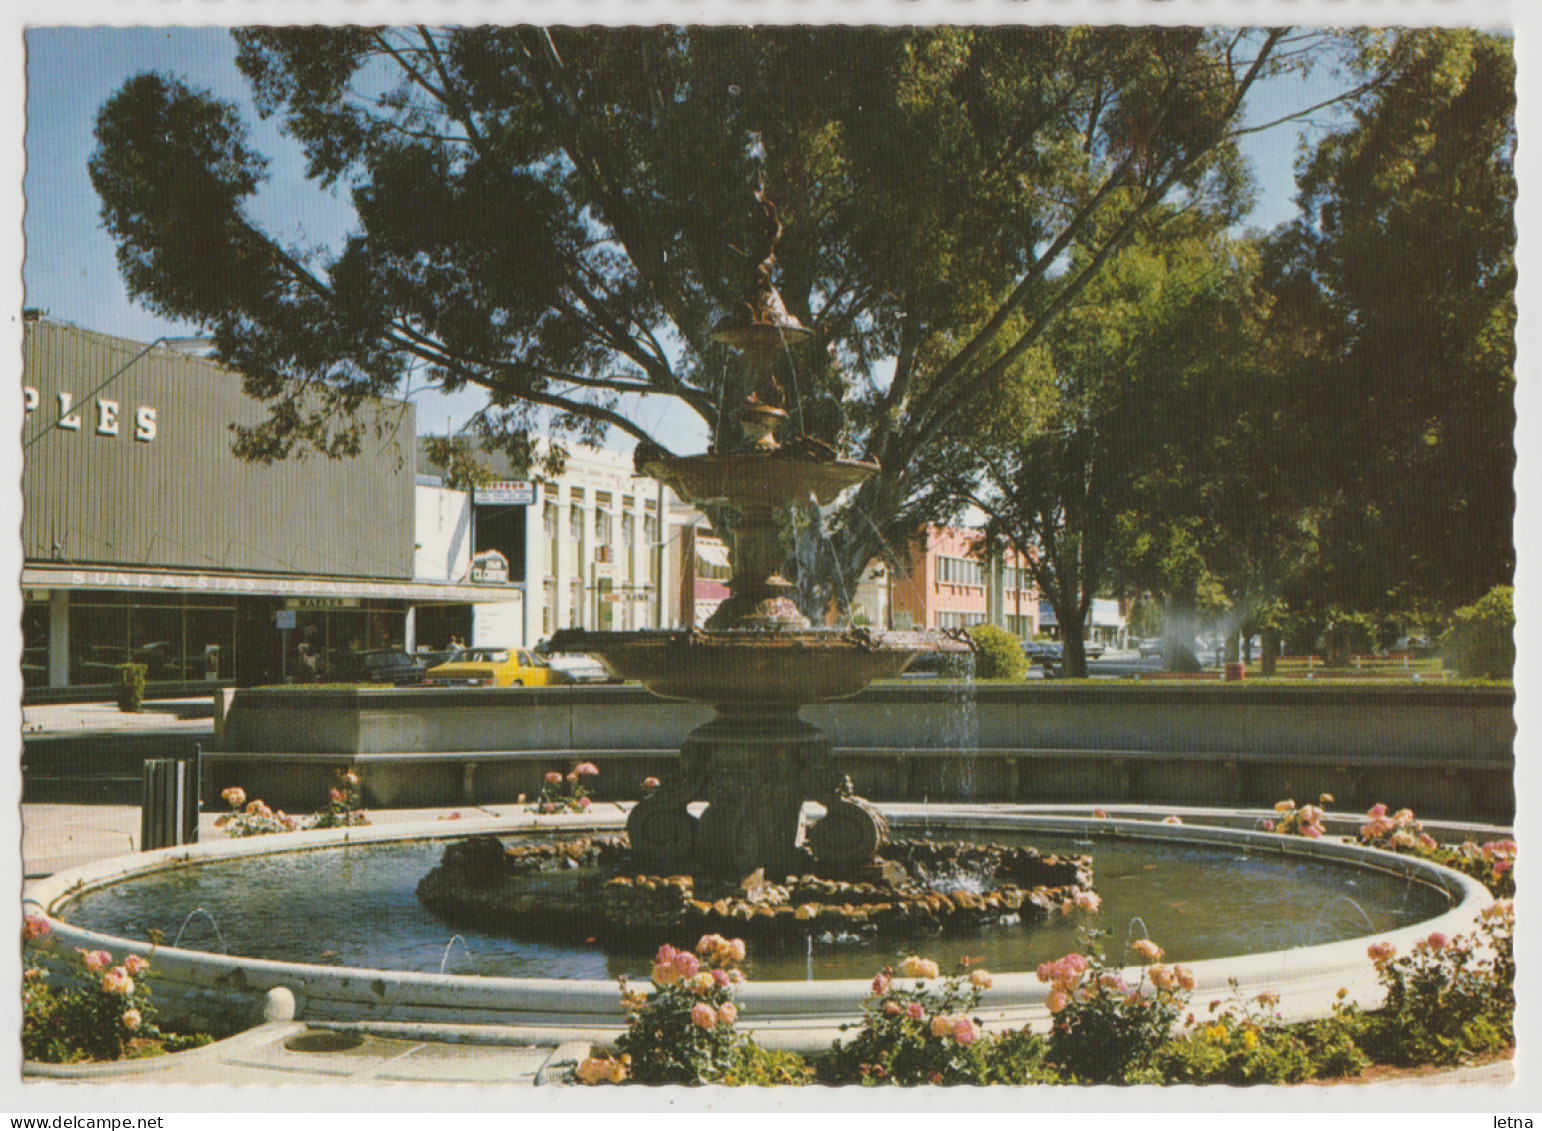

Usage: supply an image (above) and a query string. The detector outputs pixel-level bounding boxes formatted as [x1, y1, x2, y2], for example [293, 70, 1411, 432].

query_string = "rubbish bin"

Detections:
[141, 752, 200, 851]
[1223, 662, 1246, 682]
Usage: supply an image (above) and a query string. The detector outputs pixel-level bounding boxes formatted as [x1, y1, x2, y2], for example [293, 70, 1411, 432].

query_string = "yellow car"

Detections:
[424, 647, 559, 687]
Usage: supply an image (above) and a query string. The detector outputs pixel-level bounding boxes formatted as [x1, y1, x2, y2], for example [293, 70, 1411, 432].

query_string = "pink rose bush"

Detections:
[604, 935, 768, 1085]
[1268, 793, 1334, 839]
[22, 931, 207, 1064]
[1036, 935, 1192, 1083]
[827, 958, 1045, 1085]
[1354, 803, 1516, 899]
[534, 761, 601, 815]
[1356, 899, 1515, 1067]
[215, 769, 366, 837]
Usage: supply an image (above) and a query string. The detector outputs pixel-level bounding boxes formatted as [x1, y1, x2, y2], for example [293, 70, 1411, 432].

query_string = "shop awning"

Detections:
[695, 541, 731, 569]
[22, 565, 522, 605]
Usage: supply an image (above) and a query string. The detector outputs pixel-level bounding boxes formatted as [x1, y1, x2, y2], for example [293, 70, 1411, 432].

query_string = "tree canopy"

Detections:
[91, 25, 1296, 588]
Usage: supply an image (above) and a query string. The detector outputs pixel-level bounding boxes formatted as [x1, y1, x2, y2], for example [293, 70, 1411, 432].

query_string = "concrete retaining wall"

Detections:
[210, 683, 1514, 819]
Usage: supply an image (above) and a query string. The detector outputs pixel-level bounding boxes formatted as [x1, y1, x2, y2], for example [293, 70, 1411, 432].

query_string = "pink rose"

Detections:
[969, 970, 993, 991]
[642, 777, 661, 790]
[1262, 820, 1275, 832]
[884, 1000, 902, 1016]
[953, 1017, 978, 1045]
[691, 1002, 717, 1030]
[1148, 964, 1177, 991]
[577, 796, 592, 810]
[657, 944, 679, 964]
[121, 1008, 142, 1031]
[1368, 803, 1387, 819]
[1093, 808, 1108, 818]
[222, 786, 246, 809]
[81, 949, 112, 973]
[872, 973, 892, 995]
[330, 788, 344, 803]
[342, 771, 360, 788]
[712, 968, 729, 988]
[574, 763, 600, 777]
[930, 1015, 954, 1038]
[123, 954, 148, 976]
[566, 772, 578, 784]
[1162, 815, 1183, 825]
[1425, 932, 1449, 952]
[727, 938, 746, 963]
[1131, 938, 1164, 963]
[1367, 941, 1396, 963]
[545, 771, 563, 785]
[101, 968, 134, 996]
[22, 914, 49, 941]
[905, 1001, 924, 1020]
[651, 962, 680, 987]
[674, 951, 701, 979]
[1174, 966, 1196, 991]
[539, 802, 555, 814]
[718, 1002, 738, 1025]
[1302, 825, 1322, 839]
[1047, 986, 1070, 1013]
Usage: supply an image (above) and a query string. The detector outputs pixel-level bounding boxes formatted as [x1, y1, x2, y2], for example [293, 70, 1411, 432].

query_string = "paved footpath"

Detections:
[16, 700, 1518, 1089]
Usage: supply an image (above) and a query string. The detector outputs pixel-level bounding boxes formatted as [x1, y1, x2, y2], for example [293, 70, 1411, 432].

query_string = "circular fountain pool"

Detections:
[26, 808, 1491, 1049]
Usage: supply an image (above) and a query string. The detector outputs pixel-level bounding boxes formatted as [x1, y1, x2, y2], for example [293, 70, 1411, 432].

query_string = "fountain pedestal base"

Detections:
[626, 708, 887, 880]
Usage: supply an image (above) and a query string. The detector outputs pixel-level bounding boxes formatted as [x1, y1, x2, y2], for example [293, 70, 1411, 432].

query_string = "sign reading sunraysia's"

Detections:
[478, 480, 536, 505]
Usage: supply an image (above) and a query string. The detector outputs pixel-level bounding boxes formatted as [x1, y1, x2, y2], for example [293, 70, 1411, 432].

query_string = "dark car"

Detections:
[331, 648, 426, 686]
[1023, 640, 1063, 665]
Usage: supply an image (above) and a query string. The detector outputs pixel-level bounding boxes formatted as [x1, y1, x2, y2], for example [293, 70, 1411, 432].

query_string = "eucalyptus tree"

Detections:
[91, 25, 1308, 611]
[1268, 29, 1516, 620]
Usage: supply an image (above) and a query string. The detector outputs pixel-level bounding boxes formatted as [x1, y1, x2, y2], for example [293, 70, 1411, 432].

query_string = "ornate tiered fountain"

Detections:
[548, 188, 962, 883]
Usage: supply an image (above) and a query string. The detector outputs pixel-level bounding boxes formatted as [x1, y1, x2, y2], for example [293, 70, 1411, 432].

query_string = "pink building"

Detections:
[890, 526, 1039, 638]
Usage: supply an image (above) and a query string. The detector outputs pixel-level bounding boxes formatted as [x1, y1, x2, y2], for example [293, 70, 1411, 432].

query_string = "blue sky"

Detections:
[22, 25, 1354, 451]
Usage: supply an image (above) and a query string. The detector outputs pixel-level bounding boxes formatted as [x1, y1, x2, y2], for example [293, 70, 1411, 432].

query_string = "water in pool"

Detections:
[59, 829, 1452, 983]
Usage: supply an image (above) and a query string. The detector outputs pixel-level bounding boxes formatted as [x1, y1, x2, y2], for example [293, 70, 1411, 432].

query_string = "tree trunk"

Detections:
[1261, 627, 1279, 677]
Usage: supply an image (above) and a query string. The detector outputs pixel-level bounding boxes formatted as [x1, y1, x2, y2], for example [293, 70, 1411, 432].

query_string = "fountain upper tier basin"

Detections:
[547, 628, 958, 706]
[639, 450, 878, 510]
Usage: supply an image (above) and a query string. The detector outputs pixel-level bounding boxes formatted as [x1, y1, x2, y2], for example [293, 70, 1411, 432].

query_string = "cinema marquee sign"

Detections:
[24, 386, 158, 441]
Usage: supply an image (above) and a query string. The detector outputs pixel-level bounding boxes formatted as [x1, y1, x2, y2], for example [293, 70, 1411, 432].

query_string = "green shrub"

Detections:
[967, 624, 1028, 680]
[1439, 585, 1514, 679]
[116, 663, 147, 713]
[1141, 1015, 1315, 1085]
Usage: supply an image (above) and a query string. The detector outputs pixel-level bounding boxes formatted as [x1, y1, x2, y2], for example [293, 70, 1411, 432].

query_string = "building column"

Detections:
[523, 483, 544, 647]
[555, 488, 575, 630]
[49, 590, 70, 688]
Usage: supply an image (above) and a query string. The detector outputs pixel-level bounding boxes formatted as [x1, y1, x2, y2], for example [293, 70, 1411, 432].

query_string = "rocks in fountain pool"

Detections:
[415, 834, 1095, 949]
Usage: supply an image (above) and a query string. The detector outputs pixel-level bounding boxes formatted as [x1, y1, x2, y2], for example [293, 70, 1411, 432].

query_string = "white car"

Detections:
[542, 652, 616, 684]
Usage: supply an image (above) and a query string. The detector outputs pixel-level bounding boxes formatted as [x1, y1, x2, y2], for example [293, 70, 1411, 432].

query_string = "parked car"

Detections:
[1137, 637, 1165, 658]
[424, 647, 558, 687]
[331, 648, 426, 686]
[1082, 640, 1105, 660]
[542, 652, 616, 684]
[1023, 640, 1062, 665]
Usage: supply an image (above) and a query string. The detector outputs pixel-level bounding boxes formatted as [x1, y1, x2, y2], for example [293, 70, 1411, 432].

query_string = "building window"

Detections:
[569, 503, 585, 567]
[543, 578, 557, 636]
[544, 502, 559, 576]
[569, 577, 584, 628]
[938, 556, 984, 588]
[622, 512, 635, 584]
[644, 512, 660, 588]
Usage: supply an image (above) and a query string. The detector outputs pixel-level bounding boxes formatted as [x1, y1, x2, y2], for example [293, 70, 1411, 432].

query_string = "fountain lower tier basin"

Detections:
[545, 629, 953, 705]
[30, 807, 1491, 1051]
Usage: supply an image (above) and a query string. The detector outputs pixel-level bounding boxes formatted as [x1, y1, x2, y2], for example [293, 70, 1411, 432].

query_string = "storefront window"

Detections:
[22, 600, 50, 689]
[130, 604, 184, 682]
[68, 598, 129, 686]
